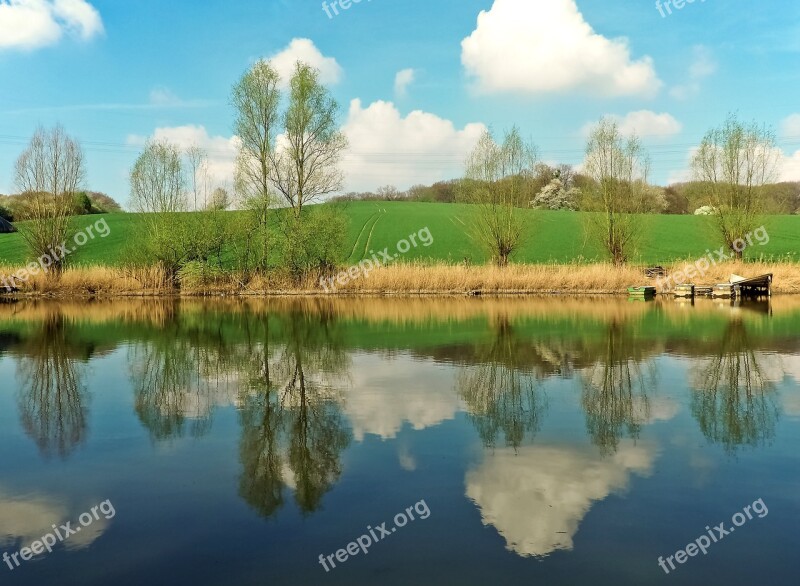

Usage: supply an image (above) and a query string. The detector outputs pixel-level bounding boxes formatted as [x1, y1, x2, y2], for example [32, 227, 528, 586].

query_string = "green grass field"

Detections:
[2, 201, 800, 267]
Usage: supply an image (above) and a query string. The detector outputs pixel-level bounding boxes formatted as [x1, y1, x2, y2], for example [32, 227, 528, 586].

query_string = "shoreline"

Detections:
[1, 260, 799, 298]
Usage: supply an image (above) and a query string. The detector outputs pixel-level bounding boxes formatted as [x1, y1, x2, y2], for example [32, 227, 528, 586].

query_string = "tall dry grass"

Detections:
[1, 260, 800, 296]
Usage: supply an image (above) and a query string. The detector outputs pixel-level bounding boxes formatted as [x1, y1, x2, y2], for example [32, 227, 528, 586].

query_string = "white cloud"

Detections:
[0, 488, 109, 551]
[267, 38, 342, 88]
[466, 442, 655, 557]
[342, 354, 461, 440]
[394, 68, 415, 98]
[632, 396, 680, 424]
[780, 114, 800, 138]
[52, 0, 102, 39]
[127, 125, 239, 187]
[582, 110, 682, 139]
[670, 45, 717, 100]
[461, 0, 661, 97]
[617, 110, 682, 138]
[0, 0, 103, 50]
[776, 149, 800, 181]
[341, 99, 487, 192]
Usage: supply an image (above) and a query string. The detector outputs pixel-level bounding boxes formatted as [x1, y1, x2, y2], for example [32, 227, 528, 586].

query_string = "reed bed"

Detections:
[2, 260, 800, 297]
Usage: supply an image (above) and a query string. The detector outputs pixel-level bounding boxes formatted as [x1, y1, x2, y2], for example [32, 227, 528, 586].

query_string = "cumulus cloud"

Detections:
[670, 45, 717, 100]
[341, 99, 486, 192]
[776, 149, 800, 181]
[780, 114, 800, 138]
[461, 0, 661, 97]
[466, 442, 655, 557]
[127, 125, 239, 187]
[0, 0, 103, 50]
[582, 110, 682, 139]
[632, 396, 680, 424]
[342, 354, 461, 441]
[394, 68, 415, 98]
[668, 140, 800, 186]
[266, 38, 342, 88]
[0, 488, 109, 551]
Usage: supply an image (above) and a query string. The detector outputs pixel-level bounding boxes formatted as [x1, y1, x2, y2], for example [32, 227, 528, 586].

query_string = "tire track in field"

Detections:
[362, 210, 385, 259]
[347, 212, 379, 262]
[451, 215, 475, 242]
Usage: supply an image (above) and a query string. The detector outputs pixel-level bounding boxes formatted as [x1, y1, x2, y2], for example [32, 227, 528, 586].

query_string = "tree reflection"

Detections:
[238, 309, 351, 518]
[15, 313, 88, 458]
[129, 333, 214, 440]
[458, 316, 546, 449]
[580, 321, 655, 455]
[127, 304, 245, 440]
[691, 319, 779, 453]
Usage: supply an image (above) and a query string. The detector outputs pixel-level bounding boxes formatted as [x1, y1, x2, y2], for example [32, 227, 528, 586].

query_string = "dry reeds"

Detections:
[1, 260, 800, 297]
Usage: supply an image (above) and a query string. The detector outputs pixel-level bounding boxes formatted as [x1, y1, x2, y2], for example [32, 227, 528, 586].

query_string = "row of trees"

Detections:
[2, 79, 785, 277]
[3, 60, 349, 287]
[464, 114, 780, 266]
[126, 60, 349, 286]
[0, 190, 121, 222]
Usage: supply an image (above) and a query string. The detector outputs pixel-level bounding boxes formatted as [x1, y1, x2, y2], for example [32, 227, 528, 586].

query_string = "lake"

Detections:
[0, 297, 798, 585]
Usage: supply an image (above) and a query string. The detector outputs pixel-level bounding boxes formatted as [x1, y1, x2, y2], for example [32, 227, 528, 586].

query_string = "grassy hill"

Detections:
[1, 201, 800, 267]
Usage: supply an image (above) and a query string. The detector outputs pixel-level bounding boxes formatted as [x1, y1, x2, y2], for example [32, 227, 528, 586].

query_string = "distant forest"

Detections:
[334, 165, 800, 215]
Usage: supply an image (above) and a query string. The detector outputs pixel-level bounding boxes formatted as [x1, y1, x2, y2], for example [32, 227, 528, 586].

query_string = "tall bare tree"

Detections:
[14, 125, 85, 274]
[186, 145, 211, 210]
[231, 60, 282, 270]
[583, 118, 650, 266]
[129, 140, 189, 283]
[130, 140, 187, 213]
[461, 127, 537, 267]
[271, 62, 348, 217]
[692, 114, 779, 259]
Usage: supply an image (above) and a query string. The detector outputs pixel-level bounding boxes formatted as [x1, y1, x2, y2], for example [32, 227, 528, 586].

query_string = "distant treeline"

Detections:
[333, 165, 800, 216]
[0, 191, 123, 222]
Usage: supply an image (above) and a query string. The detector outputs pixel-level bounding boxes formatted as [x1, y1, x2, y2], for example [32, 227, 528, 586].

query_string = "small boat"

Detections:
[674, 284, 695, 298]
[628, 286, 656, 298]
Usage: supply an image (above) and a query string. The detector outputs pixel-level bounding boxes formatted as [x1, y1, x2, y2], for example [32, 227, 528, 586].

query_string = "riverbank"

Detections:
[2, 261, 800, 297]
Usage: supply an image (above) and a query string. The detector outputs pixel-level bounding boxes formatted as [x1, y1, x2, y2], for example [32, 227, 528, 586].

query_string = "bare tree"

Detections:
[130, 140, 187, 213]
[692, 114, 779, 259]
[232, 60, 281, 204]
[186, 145, 211, 210]
[207, 187, 231, 211]
[270, 62, 348, 216]
[583, 118, 650, 265]
[231, 60, 282, 270]
[129, 140, 189, 283]
[14, 125, 85, 274]
[461, 127, 537, 267]
[376, 185, 403, 201]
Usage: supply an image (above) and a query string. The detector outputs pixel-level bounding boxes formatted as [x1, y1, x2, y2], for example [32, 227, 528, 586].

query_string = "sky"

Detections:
[1, 0, 800, 206]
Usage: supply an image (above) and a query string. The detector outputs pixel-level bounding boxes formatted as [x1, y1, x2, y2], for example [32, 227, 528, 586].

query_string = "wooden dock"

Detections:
[668, 274, 772, 300]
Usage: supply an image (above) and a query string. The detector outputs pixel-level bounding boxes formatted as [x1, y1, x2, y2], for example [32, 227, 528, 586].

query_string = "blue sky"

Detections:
[1, 0, 800, 204]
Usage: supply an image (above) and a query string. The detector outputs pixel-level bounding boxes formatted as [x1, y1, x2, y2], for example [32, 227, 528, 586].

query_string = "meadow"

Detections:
[2, 201, 800, 268]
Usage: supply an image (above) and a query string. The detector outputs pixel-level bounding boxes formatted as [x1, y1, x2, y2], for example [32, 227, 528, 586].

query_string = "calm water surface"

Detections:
[0, 297, 798, 585]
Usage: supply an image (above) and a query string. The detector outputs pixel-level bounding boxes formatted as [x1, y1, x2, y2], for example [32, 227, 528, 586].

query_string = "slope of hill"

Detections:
[1, 202, 799, 267]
